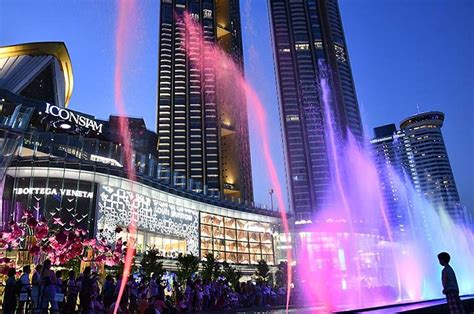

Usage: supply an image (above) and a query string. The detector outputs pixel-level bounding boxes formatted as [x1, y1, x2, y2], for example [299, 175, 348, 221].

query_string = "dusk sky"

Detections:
[1, 0, 472, 212]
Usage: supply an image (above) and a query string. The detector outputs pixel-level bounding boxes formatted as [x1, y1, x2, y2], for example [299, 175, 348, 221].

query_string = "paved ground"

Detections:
[218, 295, 474, 313]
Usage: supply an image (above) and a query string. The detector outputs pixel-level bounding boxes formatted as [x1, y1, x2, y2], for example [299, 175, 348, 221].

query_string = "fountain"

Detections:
[113, 1, 138, 313]
[179, 11, 474, 313]
[112, 7, 473, 313]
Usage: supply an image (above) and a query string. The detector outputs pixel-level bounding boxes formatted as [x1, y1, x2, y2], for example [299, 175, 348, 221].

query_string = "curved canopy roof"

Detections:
[0, 42, 73, 106]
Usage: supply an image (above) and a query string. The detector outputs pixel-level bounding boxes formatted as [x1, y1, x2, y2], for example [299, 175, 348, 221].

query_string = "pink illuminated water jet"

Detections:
[113, 1, 138, 313]
[108, 6, 474, 313]
[180, 13, 293, 312]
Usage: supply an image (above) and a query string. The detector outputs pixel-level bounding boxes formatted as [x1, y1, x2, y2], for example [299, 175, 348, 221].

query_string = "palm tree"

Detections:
[222, 261, 242, 291]
[140, 248, 165, 279]
[201, 252, 221, 282]
[176, 253, 200, 284]
[256, 259, 270, 283]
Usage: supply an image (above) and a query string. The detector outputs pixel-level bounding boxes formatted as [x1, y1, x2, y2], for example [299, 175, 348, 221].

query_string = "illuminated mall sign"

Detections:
[13, 187, 94, 199]
[45, 103, 104, 134]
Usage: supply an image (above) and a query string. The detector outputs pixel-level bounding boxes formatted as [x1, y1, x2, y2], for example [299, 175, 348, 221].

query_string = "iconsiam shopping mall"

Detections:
[0, 42, 279, 270]
[0, 42, 412, 290]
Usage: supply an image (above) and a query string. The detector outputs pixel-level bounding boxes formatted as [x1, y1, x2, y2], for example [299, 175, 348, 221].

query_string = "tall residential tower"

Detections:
[400, 112, 463, 222]
[268, 0, 363, 220]
[157, 0, 253, 201]
[371, 112, 465, 232]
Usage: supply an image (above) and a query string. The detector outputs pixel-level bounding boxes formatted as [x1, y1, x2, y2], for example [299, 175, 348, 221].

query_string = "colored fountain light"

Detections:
[179, 12, 294, 312]
[294, 64, 474, 311]
[111, 5, 474, 313]
[113, 1, 138, 313]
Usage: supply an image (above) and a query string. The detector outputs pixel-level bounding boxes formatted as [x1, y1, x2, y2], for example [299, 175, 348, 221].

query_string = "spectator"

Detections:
[2, 268, 17, 314]
[66, 270, 79, 313]
[103, 275, 116, 309]
[38, 259, 58, 313]
[438, 252, 465, 314]
[31, 264, 42, 312]
[79, 266, 93, 313]
[18, 265, 31, 312]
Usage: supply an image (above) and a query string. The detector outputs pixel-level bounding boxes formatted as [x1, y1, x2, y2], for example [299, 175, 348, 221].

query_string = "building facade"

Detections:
[371, 112, 464, 228]
[370, 124, 411, 239]
[268, 0, 363, 220]
[0, 42, 280, 268]
[400, 112, 463, 222]
[157, 0, 253, 202]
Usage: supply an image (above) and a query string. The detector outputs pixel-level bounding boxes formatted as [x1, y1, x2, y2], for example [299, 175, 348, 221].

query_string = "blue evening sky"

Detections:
[1, 0, 472, 212]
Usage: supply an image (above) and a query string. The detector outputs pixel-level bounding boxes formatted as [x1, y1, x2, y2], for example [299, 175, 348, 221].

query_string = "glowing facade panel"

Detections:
[97, 185, 200, 256]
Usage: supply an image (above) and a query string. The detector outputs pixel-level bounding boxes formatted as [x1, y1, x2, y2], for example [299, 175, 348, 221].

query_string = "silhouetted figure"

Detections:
[438, 252, 465, 314]
[79, 266, 93, 313]
[2, 268, 17, 314]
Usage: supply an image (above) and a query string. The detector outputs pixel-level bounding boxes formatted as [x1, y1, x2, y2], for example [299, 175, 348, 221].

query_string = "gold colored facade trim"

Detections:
[0, 42, 74, 107]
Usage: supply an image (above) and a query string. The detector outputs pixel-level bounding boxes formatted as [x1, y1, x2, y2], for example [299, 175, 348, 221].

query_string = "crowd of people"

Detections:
[1, 259, 288, 313]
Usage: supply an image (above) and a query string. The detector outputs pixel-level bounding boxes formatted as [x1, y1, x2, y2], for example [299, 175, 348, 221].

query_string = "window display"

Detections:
[200, 213, 274, 265]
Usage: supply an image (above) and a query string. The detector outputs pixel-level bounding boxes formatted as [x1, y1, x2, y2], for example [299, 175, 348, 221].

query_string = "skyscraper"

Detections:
[371, 112, 464, 228]
[157, 0, 253, 201]
[268, 0, 363, 220]
[370, 124, 410, 239]
[400, 112, 463, 222]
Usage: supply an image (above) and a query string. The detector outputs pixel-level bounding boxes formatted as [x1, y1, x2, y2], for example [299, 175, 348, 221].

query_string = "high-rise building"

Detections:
[370, 124, 411, 239]
[371, 112, 464, 227]
[157, 0, 253, 202]
[400, 112, 463, 222]
[268, 0, 363, 219]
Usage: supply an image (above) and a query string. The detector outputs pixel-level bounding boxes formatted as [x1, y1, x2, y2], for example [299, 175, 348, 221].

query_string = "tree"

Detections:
[176, 253, 199, 285]
[140, 249, 165, 279]
[275, 261, 288, 288]
[256, 259, 270, 283]
[222, 261, 242, 291]
[201, 252, 221, 282]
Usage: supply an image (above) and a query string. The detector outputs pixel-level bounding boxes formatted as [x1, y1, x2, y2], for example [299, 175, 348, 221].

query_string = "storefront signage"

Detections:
[45, 104, 104, 134]
[97, 185, 199, 255]
[13, 187, 94, 199]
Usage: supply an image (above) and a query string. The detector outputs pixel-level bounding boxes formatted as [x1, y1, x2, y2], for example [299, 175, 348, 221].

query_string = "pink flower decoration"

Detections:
[56, 231, 68, 245]
[29, 245, 40, 256]
[27, 217, 38, 228]
[35, 224, 49, 240]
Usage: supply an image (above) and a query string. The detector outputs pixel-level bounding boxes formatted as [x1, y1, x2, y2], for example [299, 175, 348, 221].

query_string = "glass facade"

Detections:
[200, 213, 274, 265]
[157, 0, 253, 202]
[116, 229, 187, 258]
[1, 175, 96, 233]
[268, 0, 364, 219]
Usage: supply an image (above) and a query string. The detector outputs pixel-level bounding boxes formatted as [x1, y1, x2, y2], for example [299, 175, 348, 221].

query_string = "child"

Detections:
[437, 252, 465, 314]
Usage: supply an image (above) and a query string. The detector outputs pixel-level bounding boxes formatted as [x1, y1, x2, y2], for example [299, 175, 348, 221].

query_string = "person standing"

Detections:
[79, 266, 93, 313]
[66, 270, 79, 313]
[438, 252, 465, 314]
[102, 275, 116, 309]
[18, 265, 31, 313]
[2, 268, 17, 314]
[39, 259, 58, 313]
[31, 264, 42, 313]
[147, 274, 159, 300]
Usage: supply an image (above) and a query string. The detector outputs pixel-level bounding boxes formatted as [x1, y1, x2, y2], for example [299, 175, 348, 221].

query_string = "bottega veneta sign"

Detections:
[45, 103, 104, 134]
[13, 187, 94, 199]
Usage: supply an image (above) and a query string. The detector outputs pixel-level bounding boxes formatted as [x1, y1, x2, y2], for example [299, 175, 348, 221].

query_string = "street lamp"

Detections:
[269, 188, 274, 211]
